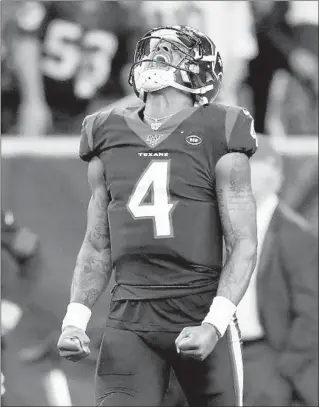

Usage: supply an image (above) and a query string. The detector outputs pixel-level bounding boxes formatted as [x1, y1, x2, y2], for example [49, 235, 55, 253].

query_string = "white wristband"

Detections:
[201, 296, 237, 338]
[61, 302, 92, 332]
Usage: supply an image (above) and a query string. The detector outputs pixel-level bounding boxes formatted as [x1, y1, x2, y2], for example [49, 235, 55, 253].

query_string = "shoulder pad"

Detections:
[79, 109, 113, 162]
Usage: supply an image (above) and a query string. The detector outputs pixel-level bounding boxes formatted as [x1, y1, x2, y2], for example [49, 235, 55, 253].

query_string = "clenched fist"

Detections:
[175, 323, 220, 361]
[57, 326, 90, 362]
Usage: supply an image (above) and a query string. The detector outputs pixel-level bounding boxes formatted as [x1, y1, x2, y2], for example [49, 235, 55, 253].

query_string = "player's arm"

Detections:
[201, 152, 258, 337]
[69, 156, 112, 309]
[216, 152, 257, 303]
[58, 157, 111, 361]
[176, 110, 258, 358]
[65, 156, 111, 323]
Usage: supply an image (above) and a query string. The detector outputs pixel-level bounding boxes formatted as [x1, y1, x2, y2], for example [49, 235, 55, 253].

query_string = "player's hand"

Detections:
[17, 100, 52, 137]
[57, 326, 90, 362]
[175, 323, 219, 361]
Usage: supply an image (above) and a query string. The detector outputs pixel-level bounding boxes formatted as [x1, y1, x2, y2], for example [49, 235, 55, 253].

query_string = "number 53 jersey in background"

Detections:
[15, 1, 142, 116]
[80, 103, 258, 300]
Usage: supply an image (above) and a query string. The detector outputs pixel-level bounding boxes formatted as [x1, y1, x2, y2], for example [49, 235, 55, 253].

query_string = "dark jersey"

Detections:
[15, 1, 141, 115]
[80, 103, 257, 302]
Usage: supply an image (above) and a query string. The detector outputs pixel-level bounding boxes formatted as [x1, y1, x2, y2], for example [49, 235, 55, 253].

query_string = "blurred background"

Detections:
[1, 1, 318, 406]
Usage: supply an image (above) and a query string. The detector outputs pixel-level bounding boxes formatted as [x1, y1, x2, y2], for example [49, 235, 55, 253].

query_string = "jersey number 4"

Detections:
[127, 161, 177, 239]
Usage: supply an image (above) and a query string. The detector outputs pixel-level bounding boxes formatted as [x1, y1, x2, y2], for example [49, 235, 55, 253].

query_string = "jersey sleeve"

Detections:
[225, 106, 258, 158]
[79, 110, 111, 162]
[79, 114, 96, 162]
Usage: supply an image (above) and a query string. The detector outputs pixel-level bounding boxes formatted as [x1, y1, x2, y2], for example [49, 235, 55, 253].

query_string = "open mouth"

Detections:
[152, 54, 170, 68]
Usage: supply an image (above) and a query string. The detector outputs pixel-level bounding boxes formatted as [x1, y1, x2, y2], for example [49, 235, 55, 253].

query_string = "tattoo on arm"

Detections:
[70, 158, 112, 308]
[216, 153, 257, 304]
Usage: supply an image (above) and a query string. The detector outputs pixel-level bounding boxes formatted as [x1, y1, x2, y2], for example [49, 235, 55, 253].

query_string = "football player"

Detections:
[13, 0, 143, 136]
[58, 25, 258, 407]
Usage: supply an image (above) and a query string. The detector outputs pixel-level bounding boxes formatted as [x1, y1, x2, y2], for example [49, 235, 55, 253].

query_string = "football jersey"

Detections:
[80, 103, 257, 300]
[15, 1, 141, 115]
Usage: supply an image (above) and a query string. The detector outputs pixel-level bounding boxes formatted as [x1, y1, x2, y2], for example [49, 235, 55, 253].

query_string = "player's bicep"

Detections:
[83, 157, 110, 252]
[215, 153, 257, 251]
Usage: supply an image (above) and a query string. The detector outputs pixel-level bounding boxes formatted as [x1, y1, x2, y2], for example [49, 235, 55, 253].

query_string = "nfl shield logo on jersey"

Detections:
[147, 134, 163, 147]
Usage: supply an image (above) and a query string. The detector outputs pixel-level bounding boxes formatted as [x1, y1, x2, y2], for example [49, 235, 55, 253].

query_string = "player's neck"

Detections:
[143, 89, 193, 120]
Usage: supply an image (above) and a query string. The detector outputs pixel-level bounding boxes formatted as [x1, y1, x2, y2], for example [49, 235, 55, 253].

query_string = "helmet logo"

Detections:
[186, 134, 202, 146]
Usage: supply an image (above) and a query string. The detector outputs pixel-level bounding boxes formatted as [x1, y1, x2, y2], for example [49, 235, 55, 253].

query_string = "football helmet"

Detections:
[129, 25, 223, 104]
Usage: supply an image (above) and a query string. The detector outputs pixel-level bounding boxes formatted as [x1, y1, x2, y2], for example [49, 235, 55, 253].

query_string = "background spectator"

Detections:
[246, 0, 318, 136]
[237, 136, 318, 406]
[1, 209, 41, 404]
[9, 0, 145, 137]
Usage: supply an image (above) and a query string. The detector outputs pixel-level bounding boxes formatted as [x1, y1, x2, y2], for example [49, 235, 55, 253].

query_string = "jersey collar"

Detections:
[124, 103, 200, 149]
